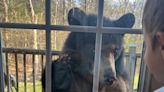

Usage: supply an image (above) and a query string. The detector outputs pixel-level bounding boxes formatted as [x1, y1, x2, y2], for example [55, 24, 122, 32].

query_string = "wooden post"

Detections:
[0, 32, 5, 92]
[126, 44, 137, 92]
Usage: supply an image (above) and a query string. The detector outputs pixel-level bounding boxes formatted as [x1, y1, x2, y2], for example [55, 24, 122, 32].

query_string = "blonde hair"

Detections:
[143, 0, 164, 47]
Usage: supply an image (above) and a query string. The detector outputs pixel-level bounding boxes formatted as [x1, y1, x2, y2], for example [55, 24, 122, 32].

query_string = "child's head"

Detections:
[143, 0, 164, 83]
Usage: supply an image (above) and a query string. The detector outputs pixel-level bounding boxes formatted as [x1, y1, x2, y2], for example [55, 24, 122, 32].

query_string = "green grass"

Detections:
[6, 81, 42, 92]
[133, 73, 139, 90]
[7, 74, 139, 92]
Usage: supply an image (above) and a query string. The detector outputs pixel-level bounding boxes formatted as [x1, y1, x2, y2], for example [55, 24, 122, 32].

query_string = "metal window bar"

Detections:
[92, 0, 104, 92]
[0, 32, 5, 92]
[15, 53, 19, 92]
[0, 23, 142, 34]
[6, 46, 141, 57]
[41, 55, 44, 92]
[45, 0, 52, 92]
[23, 54, 27, 92]
[6, 53, 11, 92]
[2, 48, 142, 57]
[3, 48, 61, 55]
[32, 54, 36, 92]
[41, 55, 44, 73]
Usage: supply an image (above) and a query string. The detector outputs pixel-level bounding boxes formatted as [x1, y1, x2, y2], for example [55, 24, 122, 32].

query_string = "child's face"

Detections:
[144, 32, 164, 83]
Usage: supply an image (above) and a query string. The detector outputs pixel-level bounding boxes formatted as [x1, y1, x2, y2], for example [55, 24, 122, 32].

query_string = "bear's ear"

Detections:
[114, 13, 135, 28]
[68, 8, 87, 25]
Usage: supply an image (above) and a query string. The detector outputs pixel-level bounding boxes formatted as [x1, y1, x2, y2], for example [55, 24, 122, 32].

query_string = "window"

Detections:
[0, 0, 145, 92]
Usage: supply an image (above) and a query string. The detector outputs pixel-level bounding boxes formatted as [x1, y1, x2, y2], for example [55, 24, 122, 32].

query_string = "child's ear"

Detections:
[157, 32, 164, 59]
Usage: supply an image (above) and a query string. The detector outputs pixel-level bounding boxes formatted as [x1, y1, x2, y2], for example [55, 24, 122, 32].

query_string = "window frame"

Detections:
[0, 0, 143, 92]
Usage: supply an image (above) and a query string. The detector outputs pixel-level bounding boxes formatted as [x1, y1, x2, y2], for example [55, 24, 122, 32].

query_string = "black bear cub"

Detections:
[41, 7, 135, 92]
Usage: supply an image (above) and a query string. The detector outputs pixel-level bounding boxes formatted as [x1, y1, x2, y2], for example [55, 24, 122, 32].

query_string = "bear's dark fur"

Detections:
[41, 8, 135, 92]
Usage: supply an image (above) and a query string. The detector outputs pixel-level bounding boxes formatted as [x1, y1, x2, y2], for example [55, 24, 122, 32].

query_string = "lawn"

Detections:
[7, 75, 139, 92]
[134, 73, 139, 90]
[6, 81, 42, 92]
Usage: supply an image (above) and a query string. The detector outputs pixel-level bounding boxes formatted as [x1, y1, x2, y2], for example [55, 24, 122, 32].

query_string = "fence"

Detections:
[2, 48, 61, 92]
[2, 45, 142, 92]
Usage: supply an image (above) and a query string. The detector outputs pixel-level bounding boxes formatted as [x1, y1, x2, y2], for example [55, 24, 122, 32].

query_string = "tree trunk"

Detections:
[2, 0, 9, 47]
[26, 0, 39, 80]
[3, 0, 8, 22]
[63, 0, 65, 24]
[54, 0, 58, 50]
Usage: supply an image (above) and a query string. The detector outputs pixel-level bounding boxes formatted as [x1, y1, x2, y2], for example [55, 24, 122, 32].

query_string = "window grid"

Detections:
[92, 0, 104, 92]
[45, 0, 52, 92]
[0, 23, 142, 34]
[0, 33, 5, 92]
[0, 0, 143, 92]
